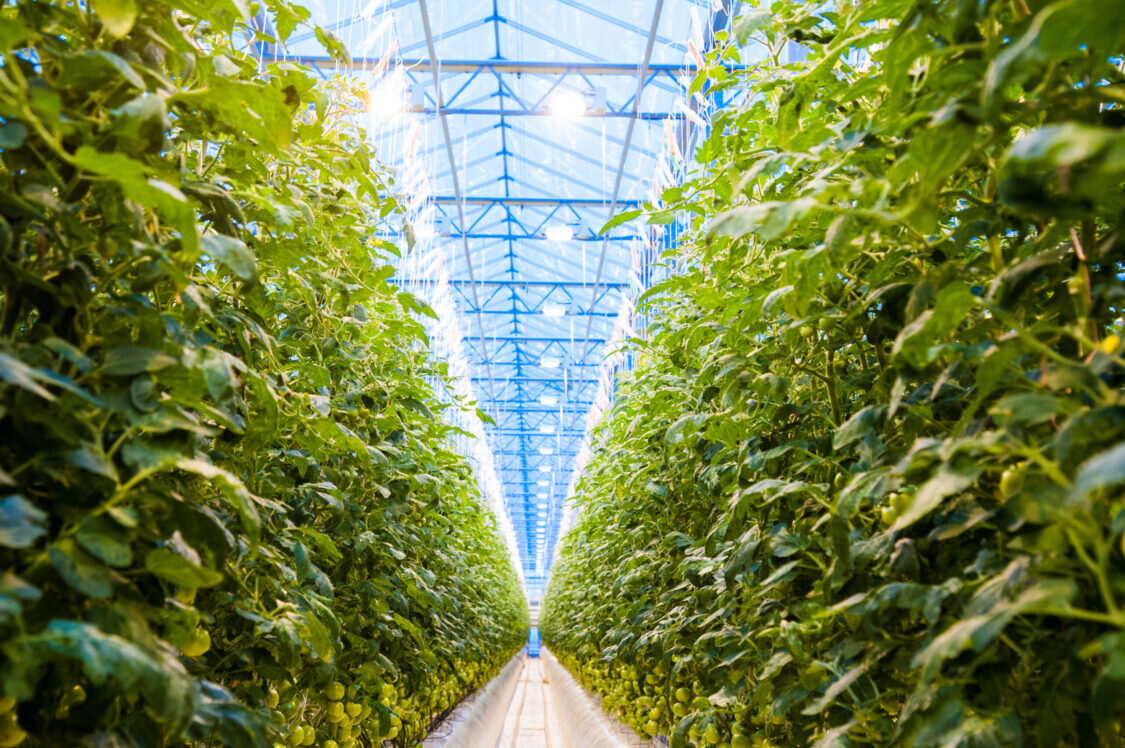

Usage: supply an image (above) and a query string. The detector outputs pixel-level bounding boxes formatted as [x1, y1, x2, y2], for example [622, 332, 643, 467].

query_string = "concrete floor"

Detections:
[497, 657, 564, 748]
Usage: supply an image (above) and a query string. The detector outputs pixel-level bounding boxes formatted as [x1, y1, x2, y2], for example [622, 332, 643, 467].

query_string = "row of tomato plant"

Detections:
[0, 0, 528, 746]
[542, 0, 1125, 746]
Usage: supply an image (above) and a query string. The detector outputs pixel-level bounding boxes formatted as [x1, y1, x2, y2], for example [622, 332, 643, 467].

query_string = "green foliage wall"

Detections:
[542, 1, 1125, 746]
[0, 0, 527, 746]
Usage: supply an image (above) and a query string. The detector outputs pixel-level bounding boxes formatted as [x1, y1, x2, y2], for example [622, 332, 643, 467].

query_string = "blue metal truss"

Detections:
[286, 0, 738, 593]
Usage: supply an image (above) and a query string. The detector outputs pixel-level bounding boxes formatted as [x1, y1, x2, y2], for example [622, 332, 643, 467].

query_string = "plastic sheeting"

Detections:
[540, 648, 654, 748]
[422, 653, 523, 748]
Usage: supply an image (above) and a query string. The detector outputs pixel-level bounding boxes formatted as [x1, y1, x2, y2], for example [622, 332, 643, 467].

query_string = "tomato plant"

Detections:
[0, 0, 527, 746]
[543, 1, 1125, 746]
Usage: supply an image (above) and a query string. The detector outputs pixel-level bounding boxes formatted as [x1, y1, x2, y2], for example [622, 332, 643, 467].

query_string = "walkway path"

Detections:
[497, 657, 563, 748]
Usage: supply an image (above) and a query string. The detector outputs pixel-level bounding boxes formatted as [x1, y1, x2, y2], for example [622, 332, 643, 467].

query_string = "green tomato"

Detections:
[999, 465, 1025, 498]
[325, 682, 346, 701]
[799, 325, 815, 338]
[704, 723, 721, 744]
[266, 688, 280, 709]
[675, 687, 691, 702]
[180, 628, 211, 657]
[732, 737, 753, 748]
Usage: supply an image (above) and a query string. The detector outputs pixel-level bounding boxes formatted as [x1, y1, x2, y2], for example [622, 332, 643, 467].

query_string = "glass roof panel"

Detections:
[281, 0, 738, 601]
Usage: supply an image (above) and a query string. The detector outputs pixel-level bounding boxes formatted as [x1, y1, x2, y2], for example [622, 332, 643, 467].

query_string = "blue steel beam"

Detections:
[285, 57, 740, 76]
[432, 197, 641, 208]
[470, 309, 618, 317]
[401, 280, 628, 288]
[415, 107, 684, 120]
[378, 232, 638, 241]
[463, 336, 607, 343]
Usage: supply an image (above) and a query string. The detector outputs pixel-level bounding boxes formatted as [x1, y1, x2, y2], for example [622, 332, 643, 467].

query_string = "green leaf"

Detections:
[891, 464, 981, 531]
[708, 198, 820, 241]
[0, 121, 27, 148]
[101, 347, 179, 376]
[9, 620, 194, 733]
[833, 405, 886, 450]
[0, 496, 47, 548]
[665, 413, 706, 445]
[734, 10, 770, 45]
[144, 547, 223, 588]
[201, 233, 257, 281]
[599, 209, 643, 236]
[1003, 123, 1125, 175]
[892, 282, 977, 369]
[49, 540, 115, 598]
[398, 397, 433, 421]
[315, 26, 351, 66]
[67, 447, 119, 481]
[1071, 443, 1125, 504]
[0, 16, 31, 49]
[174, 458, 262, 543]
[0, 351, 55, 400]
[72, 147, 197, 253]
[57, 50, 145, 90]
[77, 515, 132, 568]
[91, 0, 138, 37]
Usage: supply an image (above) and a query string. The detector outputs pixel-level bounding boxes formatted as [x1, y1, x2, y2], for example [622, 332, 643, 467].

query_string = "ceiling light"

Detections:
[540, 357, 560, 369]
[542, 303, 567, 317]
[544, 224, 573, 241]
[367, 78, 405, 123]
[538, 447, 553, 455]
[537, 492, 548, 499]
[541, 425, 556, 434]
[547, 90, 587, 119]
[537, 480, 549, 487]
[538, 465, 551, 473]
[539, 395, 558, 406]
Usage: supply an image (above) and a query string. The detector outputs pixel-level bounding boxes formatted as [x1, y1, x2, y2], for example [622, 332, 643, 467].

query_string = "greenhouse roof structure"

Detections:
[280, 0, 741, 600]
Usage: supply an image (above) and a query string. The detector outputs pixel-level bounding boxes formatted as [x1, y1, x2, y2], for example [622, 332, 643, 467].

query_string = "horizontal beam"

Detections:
[433, 196, 641, 208]
[473, 308, 616, 317]
[474, 361, 602, 367]
[403, 279, 628, 289]
[471, 377, 596, 384]
[489, 406, 591, 412]
[381, 232, 638, 242]
[404, 59, 703, 74]
[467, 336, 607, 343]
[416, 107, 682, 120]
[288, 56, 730, 75]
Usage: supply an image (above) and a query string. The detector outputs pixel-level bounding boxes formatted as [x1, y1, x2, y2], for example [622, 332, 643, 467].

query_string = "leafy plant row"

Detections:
[0, 0, 528, 746]
[542, 1, 1125, 746]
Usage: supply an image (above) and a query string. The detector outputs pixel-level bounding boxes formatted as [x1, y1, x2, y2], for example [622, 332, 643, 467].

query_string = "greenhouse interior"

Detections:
[2, 0, 1125, 746]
